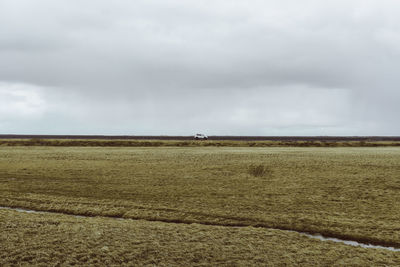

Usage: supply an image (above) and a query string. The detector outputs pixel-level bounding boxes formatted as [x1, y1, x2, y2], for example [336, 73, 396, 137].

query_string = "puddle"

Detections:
[0, 206, 87, 219]
[1, 206, 399, 252]
[1, 207, 38, 214]
[300, 232, 400, 252]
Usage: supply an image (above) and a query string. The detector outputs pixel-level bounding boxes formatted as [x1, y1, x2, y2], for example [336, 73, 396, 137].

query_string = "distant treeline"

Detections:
[1, 139, 400, 147]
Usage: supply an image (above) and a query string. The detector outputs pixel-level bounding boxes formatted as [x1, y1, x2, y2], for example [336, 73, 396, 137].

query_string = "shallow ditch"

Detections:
[1, 206, 399, 252]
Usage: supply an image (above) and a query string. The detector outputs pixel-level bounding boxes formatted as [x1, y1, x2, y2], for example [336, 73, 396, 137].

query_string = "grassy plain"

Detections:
[1, 145, 400, 265]
[2, 209, 399, 266]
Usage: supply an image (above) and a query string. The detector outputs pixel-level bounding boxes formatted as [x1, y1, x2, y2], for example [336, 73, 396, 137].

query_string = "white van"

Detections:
[194, 133, 208, 140]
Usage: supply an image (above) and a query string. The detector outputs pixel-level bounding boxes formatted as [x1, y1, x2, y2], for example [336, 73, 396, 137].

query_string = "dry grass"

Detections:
[248, 164, 272, 177]
[1, 146, 400, 265]
[1, 209, 399, 266]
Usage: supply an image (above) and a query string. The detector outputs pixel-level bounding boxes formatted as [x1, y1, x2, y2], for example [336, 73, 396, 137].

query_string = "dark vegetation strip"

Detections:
[2, 134, 400, 141]
[1, 205, 399, 250]
[1, 138, 400, 147]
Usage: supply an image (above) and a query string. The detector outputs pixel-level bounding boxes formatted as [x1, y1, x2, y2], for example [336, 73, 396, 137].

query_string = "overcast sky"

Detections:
[0, 0, 399, 135]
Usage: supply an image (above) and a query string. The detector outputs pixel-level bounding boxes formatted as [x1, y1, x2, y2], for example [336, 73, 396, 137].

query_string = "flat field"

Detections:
[1, 145, 400, 265]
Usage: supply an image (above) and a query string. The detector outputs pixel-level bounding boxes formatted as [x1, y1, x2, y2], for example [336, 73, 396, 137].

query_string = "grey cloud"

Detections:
[0, 0, 399, 135]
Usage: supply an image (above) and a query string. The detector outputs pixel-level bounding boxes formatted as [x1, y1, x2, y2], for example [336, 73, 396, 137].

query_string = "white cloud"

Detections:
[0, 82, 47, 119]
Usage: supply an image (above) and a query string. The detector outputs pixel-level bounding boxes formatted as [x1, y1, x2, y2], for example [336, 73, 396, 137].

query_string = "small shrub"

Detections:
[248, 164, 271, 177]
[28, 138, 45, 146]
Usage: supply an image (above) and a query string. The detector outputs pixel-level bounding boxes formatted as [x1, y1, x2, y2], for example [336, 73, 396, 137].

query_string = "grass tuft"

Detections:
[248, 164, 271, 177]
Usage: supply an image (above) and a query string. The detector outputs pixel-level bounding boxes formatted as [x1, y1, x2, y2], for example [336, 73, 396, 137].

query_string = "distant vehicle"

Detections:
[194, 133, 208, 140]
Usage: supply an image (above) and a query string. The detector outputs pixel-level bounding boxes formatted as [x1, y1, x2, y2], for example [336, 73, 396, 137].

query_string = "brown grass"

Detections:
[1, 209, 400, 266]
[248, 164, 272, 177]
[1, 146, 400, 265]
